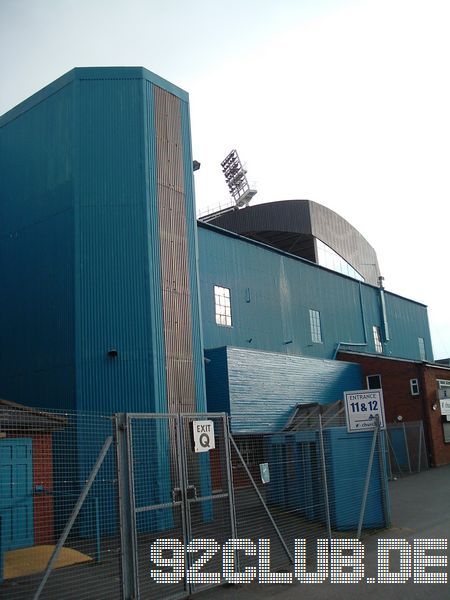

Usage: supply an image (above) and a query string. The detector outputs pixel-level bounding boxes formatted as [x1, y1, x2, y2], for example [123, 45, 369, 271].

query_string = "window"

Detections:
[438, 380, 450, 443]
[214, 285, 232, 327]
[367, 374, 382, 390]
[309, 309, 322, 343]
[443, 422, 450, 444]
[410, 379, 420, 396]
[373, 326, 383, 354]
[316, 238, 365, 281]
[418, 337, 426, 361]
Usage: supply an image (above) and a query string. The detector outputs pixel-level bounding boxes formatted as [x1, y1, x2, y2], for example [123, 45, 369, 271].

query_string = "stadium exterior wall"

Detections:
[198, 222, 433, 363]
[0, 67, 206, 414]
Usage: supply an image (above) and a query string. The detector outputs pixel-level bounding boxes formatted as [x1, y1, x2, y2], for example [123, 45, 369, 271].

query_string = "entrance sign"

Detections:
[344, 389, 386, 433]
[192, 420, 216, 453]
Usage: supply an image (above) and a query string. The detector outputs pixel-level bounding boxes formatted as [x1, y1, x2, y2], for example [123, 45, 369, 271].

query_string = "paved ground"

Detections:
[2, 465, 449, 599]
[199, 464, 450, 600]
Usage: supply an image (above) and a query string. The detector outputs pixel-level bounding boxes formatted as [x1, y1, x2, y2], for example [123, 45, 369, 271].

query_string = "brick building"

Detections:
[338, 351, 450, 466]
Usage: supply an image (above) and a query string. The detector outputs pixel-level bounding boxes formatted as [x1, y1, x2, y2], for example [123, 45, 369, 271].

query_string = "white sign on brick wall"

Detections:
[344, 389, 386, 433]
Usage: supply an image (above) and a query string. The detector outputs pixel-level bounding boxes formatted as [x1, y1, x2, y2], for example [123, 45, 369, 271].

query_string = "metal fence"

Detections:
[228, 404, 390, 576]
[385, 421, 429, 478]
[0, 404, 393, 599]
[0, 405, 120, 600]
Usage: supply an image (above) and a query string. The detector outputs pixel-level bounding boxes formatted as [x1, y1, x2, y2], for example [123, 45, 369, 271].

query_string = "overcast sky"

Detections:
[1, 0, 449, 358]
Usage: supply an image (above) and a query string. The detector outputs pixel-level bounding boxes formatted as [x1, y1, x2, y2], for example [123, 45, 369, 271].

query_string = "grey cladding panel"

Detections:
[206, 199, 380, 285]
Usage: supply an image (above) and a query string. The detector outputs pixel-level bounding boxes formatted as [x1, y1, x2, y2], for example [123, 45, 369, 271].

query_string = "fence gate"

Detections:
[115, 412, 236, 600]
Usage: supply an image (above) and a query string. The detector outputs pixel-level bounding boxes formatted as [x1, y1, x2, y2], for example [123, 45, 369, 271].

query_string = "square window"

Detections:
[367, 375, 382, 390]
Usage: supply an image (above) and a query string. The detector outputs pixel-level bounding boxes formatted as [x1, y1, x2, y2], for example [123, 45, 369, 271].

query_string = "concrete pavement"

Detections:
[199, 465, 450, 600]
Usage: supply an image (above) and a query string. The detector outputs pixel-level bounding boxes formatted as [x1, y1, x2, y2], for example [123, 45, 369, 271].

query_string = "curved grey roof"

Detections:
[204, 199, 381, 285]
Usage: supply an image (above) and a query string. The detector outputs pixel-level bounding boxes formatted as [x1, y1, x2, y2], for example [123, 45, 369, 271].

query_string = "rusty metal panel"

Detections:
[154, 86, 197, 413]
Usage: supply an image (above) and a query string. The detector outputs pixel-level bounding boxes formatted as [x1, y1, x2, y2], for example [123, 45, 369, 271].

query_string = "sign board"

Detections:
[440, 399, 450, 415]
[192, 420, 215, 453]
[343, 389, 386, 433]
[259, 463, 270, 484]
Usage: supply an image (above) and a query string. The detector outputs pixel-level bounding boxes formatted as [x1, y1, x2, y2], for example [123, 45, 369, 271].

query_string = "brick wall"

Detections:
[338, 352, 450, 467]
[421, 365, 450, 466]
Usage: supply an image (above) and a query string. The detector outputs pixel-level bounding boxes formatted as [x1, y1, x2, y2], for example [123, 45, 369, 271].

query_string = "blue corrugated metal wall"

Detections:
[0, 68, 208, 541]
[180, 101, 208, 411]
[204, 347, 231, 414]
[75, 74, 156, 413]
[198, 224, 433, 362]
[205, 346, 362, 433]
[384, 292, 433, 361]
[0, 81, 75, 408]
[0, 65, 433, 416]
[0, 67, 207, 414]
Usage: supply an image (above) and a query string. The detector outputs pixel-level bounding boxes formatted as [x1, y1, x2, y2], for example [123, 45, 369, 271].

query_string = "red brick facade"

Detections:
[32, 434, 54, 544]
[338, 352, 450, 467]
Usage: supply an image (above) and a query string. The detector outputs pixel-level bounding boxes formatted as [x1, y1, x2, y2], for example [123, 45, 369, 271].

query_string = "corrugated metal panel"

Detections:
[198, 225, 433, 362]
[180, 100, 208, 412]
[205, 199, 380, 285]
[154, 86, 197, 413]
[142, 79, 168, 414]
[204, 346, 362, 433]
[198, 226, 365, 358]
[0, 81, 75, 409]
[0, 67, 206, 416]
[309, 200, 380, 285]
[75, 76, 156, 413]
[204, 348, 231, 413]
[384, 292, 433, 361]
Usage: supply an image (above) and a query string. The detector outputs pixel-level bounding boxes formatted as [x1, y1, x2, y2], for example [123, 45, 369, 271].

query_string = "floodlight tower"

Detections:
[221, 149, 257, 208]
[198, 149, 257, 222]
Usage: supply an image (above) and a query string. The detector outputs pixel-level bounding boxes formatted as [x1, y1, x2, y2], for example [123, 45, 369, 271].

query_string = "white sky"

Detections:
[1, 0, 449, 358]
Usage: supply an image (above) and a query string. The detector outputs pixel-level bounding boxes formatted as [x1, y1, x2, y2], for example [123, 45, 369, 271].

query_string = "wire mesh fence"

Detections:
[386, 421, 429, 477]
[228, 405, 390, 576]
[123, 413, 236, 599]
[0, 403, 120, 600]
[0, 404, 401, 598]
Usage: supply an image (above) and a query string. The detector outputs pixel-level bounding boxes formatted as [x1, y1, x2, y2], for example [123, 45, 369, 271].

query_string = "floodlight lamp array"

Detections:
[221, 149, 250, 203]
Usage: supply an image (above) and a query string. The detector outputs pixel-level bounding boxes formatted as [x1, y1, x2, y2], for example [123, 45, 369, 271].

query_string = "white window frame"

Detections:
[309, 309, 323, 343]
[214, 285, 232, 327]
[410, 378, 420, 396]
